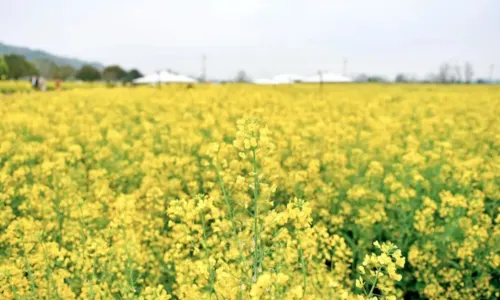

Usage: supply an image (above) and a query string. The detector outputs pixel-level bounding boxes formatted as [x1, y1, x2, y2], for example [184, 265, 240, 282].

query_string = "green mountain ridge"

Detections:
[0, 42, 104, 69]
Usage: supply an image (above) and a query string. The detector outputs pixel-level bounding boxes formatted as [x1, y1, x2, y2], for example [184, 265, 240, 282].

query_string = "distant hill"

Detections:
[0, 42, 104, 69]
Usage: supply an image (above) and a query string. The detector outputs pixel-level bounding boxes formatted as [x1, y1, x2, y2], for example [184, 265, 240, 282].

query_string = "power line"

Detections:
[490, 64, 495, 83]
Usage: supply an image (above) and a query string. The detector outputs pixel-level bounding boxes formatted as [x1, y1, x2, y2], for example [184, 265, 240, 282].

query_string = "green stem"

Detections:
[214, 162, 245, 299]
[41, 239, 62, 300]
[251, 148, 261, 280]
[19, 231, 38, 298]
[214, 164, 236, 231]
[122, 223, 136, 298]
[299, 248, 307, 295]
[368, 270, 380, 298]
[200, 209, 219, 300]
[5, 272, 21, 300]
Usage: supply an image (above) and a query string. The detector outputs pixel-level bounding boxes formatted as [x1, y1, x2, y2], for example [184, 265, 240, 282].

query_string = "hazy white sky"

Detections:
[1, 0, 499, 79]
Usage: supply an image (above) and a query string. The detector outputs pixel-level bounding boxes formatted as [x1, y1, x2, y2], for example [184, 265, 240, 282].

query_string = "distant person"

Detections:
[38, 76, 46, 91]
[56, 77, 62, 90]
[31, 75, 38, 89]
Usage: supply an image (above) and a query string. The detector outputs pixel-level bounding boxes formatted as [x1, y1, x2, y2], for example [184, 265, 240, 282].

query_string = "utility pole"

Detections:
[343, 58, 348, 76]
[202, 54, 207, 82]
[489, 64, 495, 83]
[318, 70, 323, 99]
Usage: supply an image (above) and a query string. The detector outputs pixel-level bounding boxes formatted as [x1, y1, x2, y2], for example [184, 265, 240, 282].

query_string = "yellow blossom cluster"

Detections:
[356, 241, 405, 300]
[0, 84, 499, 299]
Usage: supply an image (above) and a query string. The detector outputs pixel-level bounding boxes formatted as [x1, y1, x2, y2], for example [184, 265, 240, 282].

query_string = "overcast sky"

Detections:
[1, 0, 499, 79]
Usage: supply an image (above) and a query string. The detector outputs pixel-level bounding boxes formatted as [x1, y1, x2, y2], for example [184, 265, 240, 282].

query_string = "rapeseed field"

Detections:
[0, 84, 499, 299]
[0, 80, 104, 94]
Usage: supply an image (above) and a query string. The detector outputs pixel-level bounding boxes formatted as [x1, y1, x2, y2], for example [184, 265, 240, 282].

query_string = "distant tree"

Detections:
[102, 65, 127, 82]
[464, 62, 474, 83]
[437, 63, 452, 83]
[367, 75, 388, 83]
[235, 70, 251, 82]
[422, 73, 437, 83]
[58, 65, 76, 80]
[49, 64, 60, 79]
[75, 65, 101, 81]
[4, 54, 39, 79]
[451, 64, 462, 83]
[33, 58, 60, 79]
[395, 73, 410, 83]
[124, 69, 143, 82]
[0, 55, 8, 80]
[354, 74, 369, 82]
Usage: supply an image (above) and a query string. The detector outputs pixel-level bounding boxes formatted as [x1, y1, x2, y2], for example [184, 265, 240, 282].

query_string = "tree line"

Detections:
[0, 54, 142, 82]
[2, 54, 491, 84]
[232, 62, 487, 84]
[350, 62, 491, 84]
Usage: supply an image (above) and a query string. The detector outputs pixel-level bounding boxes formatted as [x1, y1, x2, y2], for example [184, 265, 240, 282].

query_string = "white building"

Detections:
[302, 72, 352, 83]
[254, 72, 351, 84]
[254, 73, 305, 85]
[133, 70, 197, 84]
[271, 73, 305, 84]
[253, 78, 279, 85]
